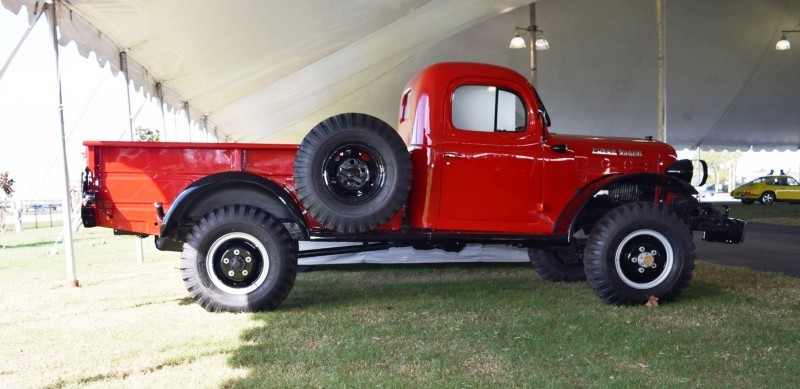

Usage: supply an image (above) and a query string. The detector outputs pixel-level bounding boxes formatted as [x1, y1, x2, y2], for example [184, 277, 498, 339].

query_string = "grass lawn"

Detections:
[0, 226, 798, 387]
[722, 202, 800, 226]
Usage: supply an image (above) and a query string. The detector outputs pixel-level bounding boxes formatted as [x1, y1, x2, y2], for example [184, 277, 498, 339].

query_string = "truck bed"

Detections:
[84, 141, 299, 235]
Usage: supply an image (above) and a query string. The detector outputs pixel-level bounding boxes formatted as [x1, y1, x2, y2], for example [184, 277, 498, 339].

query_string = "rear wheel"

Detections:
[528, 248, 585, 282]
[584, 202, 695, 304]
[760, 192, 775, 205]
[181, 205, 298, 312]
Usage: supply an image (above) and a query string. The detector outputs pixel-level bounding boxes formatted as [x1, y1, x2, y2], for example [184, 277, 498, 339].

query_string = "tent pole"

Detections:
[184, 101, 192, 142]
[203, 115, 209, 142]
[46, 1, 78, 287]
[656, 0, 667, 142]
[156, 82, 168, 142]
[529, 3, 537, 87]
[120, 51, 134, 141]
[0, 5, 45, 82]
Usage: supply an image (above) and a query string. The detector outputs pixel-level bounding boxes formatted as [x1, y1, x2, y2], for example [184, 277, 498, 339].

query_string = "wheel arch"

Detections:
[160, 172, 308, 241]
[554, 173, 698, 240]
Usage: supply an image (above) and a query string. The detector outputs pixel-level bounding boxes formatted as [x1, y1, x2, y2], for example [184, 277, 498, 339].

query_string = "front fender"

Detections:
[553, 173, 697, 238]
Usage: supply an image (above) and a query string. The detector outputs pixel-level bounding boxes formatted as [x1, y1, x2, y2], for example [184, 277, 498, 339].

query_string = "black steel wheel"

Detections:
[181, 205, 297, 312]
[294, 113, 412, 233]
[528, 248, 585, 282]
[584, 202, 695, 304]
[760, 191, 775, 205]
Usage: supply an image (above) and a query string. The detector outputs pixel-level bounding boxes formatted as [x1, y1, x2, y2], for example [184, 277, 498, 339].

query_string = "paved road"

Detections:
[694, 222, 800, 277]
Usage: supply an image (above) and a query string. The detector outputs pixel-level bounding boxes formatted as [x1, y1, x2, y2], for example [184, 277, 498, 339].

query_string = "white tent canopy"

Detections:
[3, 0, 799, 150]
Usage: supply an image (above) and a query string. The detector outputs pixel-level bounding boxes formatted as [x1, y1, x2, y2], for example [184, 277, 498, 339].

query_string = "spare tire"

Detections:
[294, 113, 412, 233]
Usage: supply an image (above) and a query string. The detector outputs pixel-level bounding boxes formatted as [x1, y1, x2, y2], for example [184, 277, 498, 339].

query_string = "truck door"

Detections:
[437, 80, 544, 232]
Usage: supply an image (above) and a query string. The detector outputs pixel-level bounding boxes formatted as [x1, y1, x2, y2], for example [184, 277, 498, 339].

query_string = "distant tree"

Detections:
[0, 171, 14, 232]
[0, 171, 13, 196]
[134, 126, 160, 142]
[703, 151, 741, 188]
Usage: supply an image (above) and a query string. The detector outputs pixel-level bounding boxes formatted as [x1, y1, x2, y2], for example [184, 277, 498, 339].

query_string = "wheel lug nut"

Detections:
[638, 268, 645, 273]
[234, 249, 240, 255]
[245, 257, 251, 263]
[223, 258, 230, 264]
[242, 270, 249, 276]
[228, 270, 235, 277]
[639, 246, 645, 252]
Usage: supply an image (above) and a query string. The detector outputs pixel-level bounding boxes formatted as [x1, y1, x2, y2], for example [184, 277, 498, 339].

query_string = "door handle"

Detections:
[444, 152, 466, 159]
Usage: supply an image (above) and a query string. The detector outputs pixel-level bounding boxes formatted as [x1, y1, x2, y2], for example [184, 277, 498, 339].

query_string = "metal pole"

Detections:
[184, 101, 192, 142]
[529, 3, 537, 87]
[47, 2, 78, 287]
[135, 237, 143, 265]
[202, 115, 207, 142]
[156, 82, 168, 142]
[656, 0, 667, 142]
[120, 51, 135, 141]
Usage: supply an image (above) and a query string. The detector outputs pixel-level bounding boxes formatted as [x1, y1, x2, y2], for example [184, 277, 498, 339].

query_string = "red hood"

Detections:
[549, 133, 677, 181]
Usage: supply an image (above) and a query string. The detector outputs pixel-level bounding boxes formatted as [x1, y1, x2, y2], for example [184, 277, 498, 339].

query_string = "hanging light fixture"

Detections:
[534, 31, 550, 50]
[509, 32, 526, 49]
[775, 29, 800, 51]
[776, 33, 790, 50]
[509, 27, 550, 51]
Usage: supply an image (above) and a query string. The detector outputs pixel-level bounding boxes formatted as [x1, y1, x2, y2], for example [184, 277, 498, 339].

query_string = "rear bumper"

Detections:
[81, 206, 97, 228]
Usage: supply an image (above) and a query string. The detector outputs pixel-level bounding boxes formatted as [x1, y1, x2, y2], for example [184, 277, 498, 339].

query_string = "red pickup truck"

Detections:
[81, 62, 745, 312]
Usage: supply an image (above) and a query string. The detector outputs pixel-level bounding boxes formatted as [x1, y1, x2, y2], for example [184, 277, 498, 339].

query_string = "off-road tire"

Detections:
[528, 248, 586, 282]
[584, 202, 695, 304]
[181, 205, 298, 312]
[294, 113, 412, 233]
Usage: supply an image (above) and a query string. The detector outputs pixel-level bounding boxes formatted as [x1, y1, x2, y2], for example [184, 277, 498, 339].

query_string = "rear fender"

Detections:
[160, 172, 307, 240]
[554, 173, 697, 239]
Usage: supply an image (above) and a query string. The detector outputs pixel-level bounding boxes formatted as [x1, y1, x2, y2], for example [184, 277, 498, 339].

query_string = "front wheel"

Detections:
[181, 205, 298, 312]
[584, 202, 695, 304]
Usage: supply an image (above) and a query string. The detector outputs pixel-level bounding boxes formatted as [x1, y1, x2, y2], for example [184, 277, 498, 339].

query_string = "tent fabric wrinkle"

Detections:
[2, 0, 798, 151]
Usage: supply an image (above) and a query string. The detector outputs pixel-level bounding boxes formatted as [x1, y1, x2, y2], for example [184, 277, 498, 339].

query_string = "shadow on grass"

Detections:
[220, 261, 800, 387]
[221, 263, 596, 387]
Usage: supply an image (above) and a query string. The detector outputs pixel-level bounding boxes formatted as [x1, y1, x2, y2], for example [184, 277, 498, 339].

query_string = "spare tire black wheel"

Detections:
[294, 113, 412, 233]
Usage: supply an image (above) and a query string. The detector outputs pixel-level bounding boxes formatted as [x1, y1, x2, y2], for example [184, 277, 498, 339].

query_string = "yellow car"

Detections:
[730, 175, 800, 205]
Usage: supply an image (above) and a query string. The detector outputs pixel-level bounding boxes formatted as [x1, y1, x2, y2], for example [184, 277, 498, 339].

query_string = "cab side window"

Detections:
[787, 178, 799, 186]
[452, 85, 526, 132]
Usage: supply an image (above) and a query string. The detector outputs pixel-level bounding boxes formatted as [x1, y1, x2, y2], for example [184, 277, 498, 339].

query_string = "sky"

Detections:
[0, 5, 798, 201]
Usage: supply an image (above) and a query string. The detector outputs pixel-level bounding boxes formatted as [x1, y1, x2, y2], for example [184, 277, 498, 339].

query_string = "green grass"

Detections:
[723, 202, 800, 226]
[1, 227, 799, 387]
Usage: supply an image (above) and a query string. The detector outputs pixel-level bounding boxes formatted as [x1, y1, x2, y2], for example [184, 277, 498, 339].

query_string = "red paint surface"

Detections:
[85, 62, 678, 237]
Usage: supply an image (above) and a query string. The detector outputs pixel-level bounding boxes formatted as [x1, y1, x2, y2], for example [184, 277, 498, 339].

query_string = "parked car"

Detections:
[730, 175, 800, 205]
[695, 185, 715, 198]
